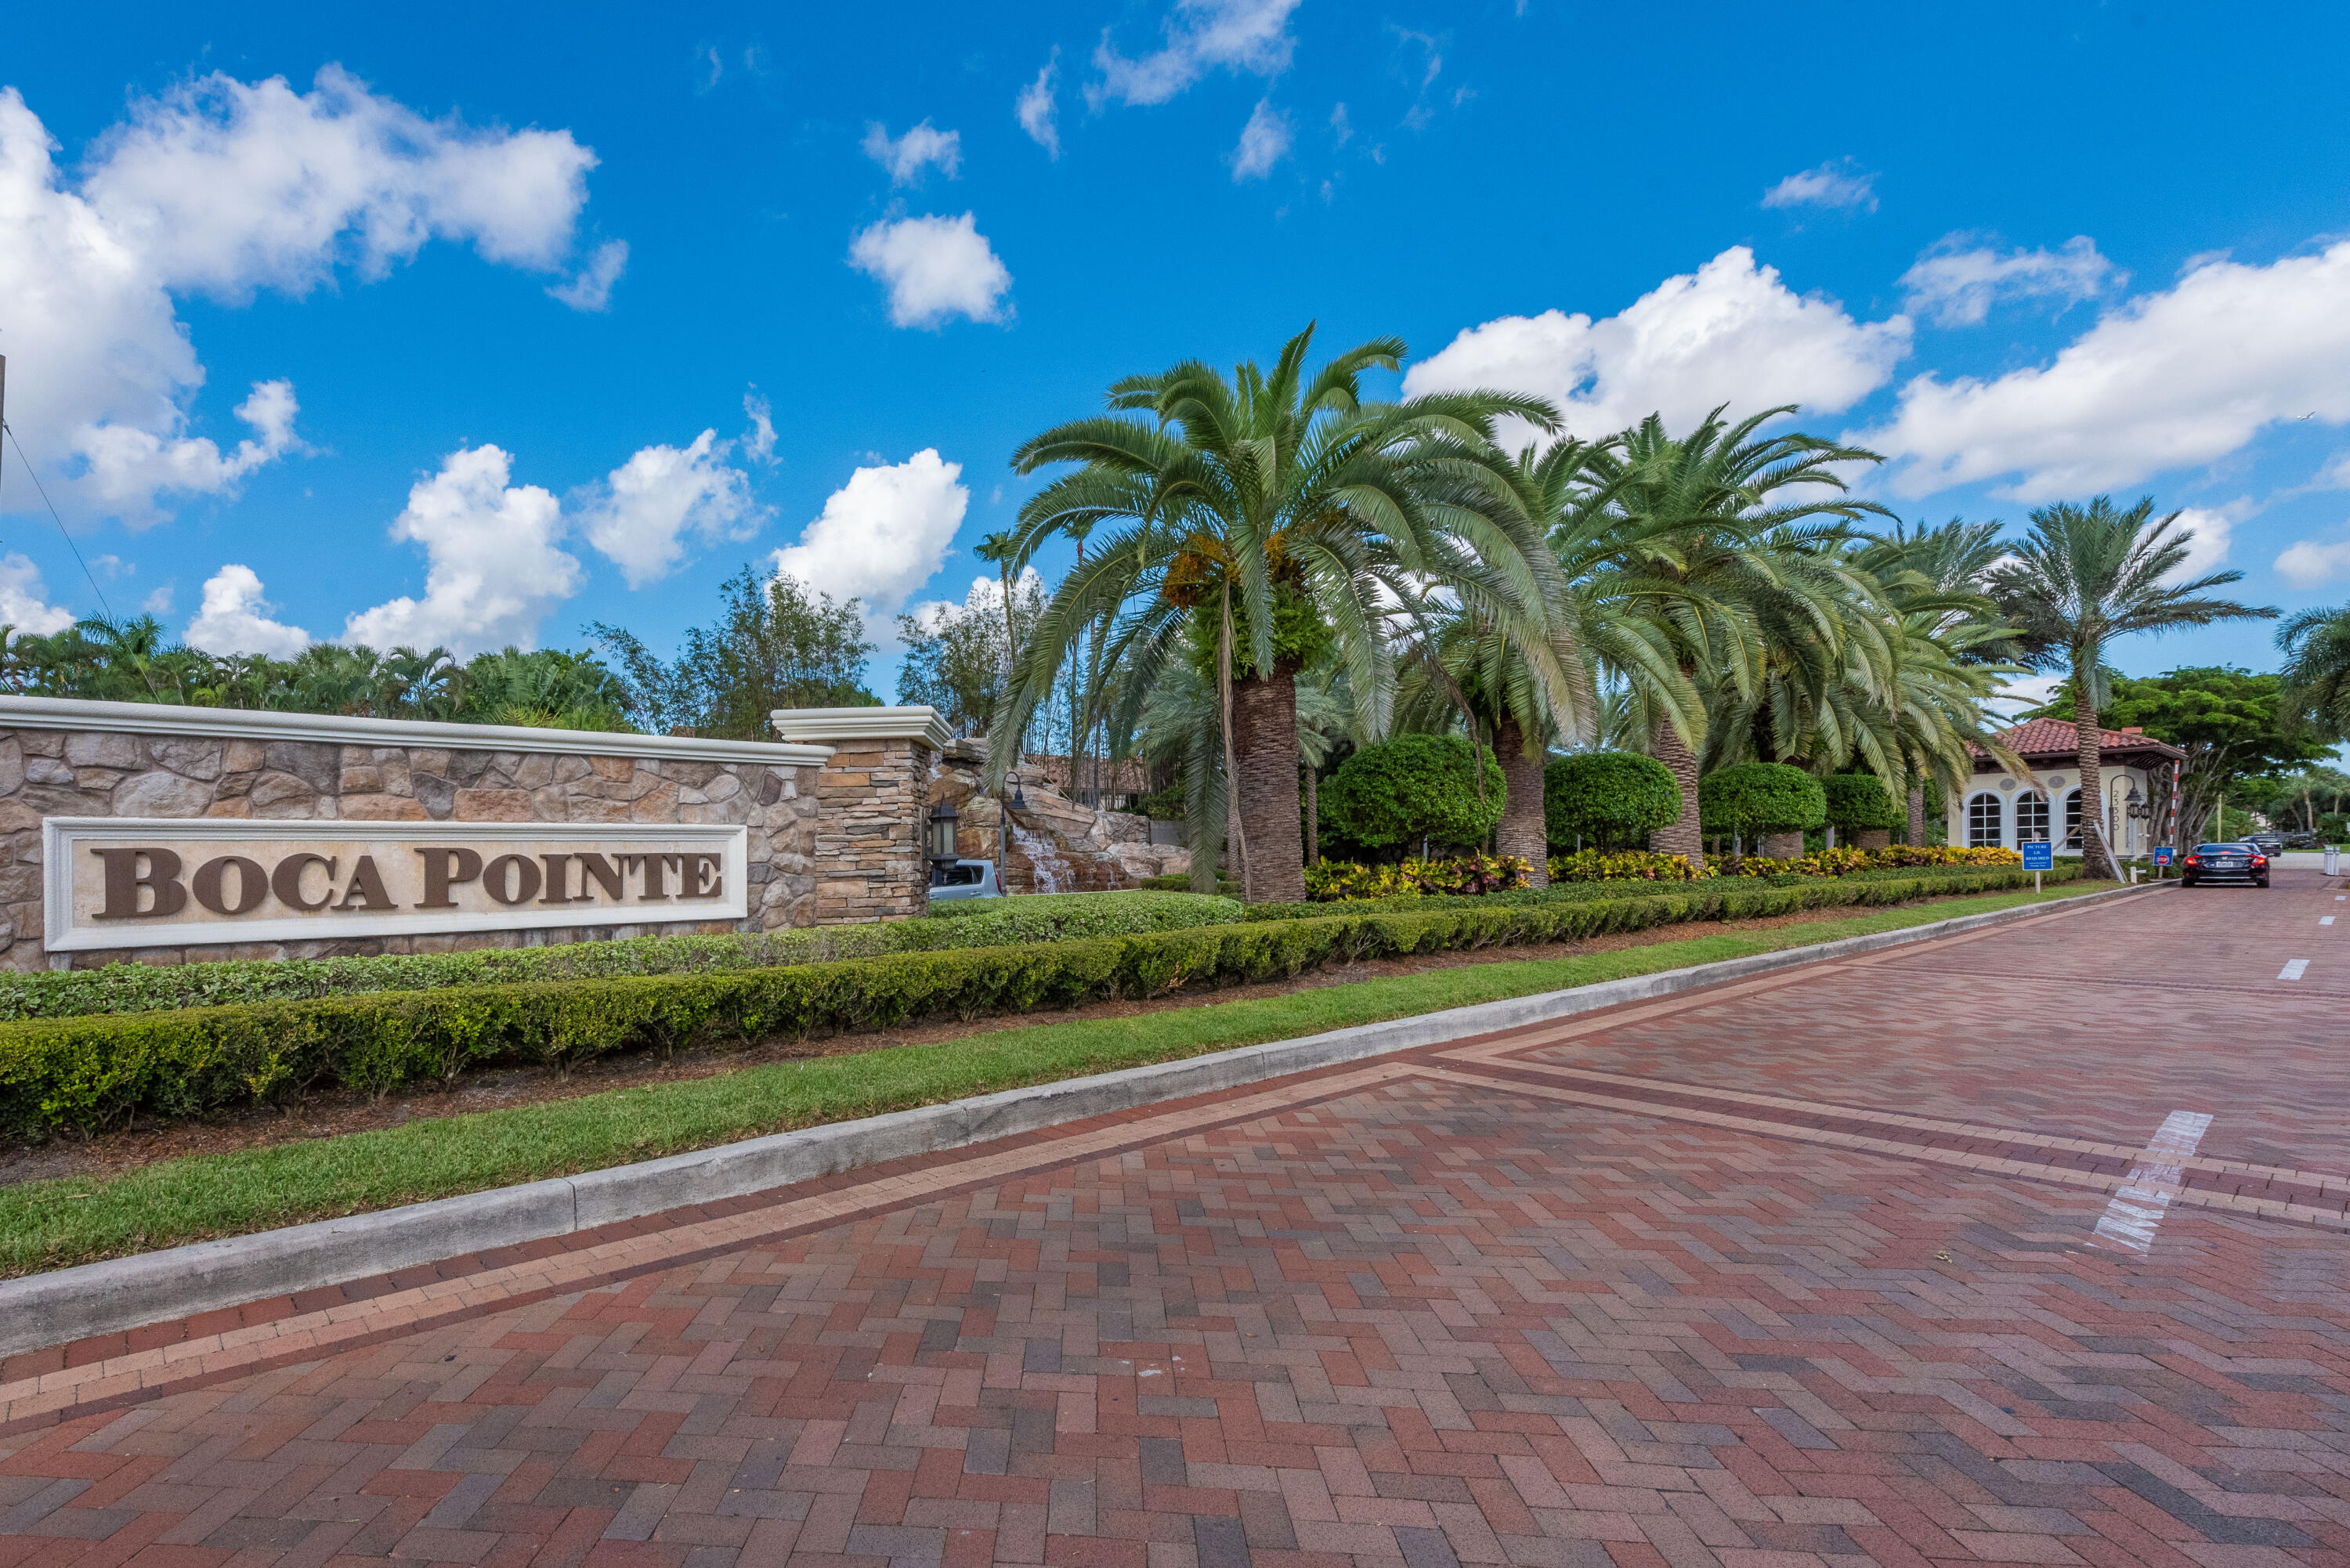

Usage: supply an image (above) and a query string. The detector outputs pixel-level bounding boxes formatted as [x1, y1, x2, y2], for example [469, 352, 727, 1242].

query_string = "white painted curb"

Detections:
[0, 880, 2157, 1358]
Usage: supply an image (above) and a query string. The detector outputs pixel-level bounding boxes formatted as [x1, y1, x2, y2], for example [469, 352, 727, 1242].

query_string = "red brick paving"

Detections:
[4, 876, 2348, 1567]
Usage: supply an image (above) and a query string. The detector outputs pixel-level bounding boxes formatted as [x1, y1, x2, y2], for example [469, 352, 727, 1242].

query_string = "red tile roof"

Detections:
[1972, 718, 2186, 764]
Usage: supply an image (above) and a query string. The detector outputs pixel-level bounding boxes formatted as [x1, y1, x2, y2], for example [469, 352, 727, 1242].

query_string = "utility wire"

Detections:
[2, 421, 118, 622]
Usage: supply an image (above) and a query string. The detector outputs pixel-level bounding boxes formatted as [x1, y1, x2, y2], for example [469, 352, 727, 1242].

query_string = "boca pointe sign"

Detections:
[43, 818, 750, 952]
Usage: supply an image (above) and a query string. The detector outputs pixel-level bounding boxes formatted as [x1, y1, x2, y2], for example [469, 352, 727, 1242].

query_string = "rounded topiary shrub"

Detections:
[1821, 772, 1899, 830]
[1318, 734, 1506, 854]
[1545, 752, 1681, 848]
[1699, 762, 1827, 836]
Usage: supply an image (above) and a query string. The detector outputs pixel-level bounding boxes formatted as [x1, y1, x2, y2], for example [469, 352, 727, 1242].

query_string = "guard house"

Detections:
[1950, 720, 2186, 858]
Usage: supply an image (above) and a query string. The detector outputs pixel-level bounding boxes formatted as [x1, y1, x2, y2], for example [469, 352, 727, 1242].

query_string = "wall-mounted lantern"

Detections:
[927, 799, 960, 883]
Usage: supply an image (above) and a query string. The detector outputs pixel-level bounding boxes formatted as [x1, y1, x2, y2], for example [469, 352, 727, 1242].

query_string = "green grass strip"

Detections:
[0, 880, 2113, 1278]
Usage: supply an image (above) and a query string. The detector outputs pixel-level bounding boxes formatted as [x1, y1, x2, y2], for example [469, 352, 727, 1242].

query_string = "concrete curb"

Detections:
[0, 880, 2157, 1359]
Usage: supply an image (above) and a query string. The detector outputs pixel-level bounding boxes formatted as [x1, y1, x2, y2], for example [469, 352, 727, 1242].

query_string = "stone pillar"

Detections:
[771, 707, 951, 926]
[1853, 828, 1892, 850]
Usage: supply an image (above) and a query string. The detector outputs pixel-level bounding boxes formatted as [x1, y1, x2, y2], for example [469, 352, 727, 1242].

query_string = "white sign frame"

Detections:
[42, 817, 750, 952]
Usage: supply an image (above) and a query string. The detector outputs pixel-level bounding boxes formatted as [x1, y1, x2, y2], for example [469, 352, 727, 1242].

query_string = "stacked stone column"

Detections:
[769, 708, 952, 926]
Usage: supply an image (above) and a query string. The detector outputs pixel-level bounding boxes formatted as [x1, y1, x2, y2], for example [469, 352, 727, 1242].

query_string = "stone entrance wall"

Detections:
[0, 699, 833, 970]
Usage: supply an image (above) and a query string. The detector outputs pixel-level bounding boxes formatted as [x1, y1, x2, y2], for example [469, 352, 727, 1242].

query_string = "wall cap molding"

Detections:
[0, 695, 834, 766]
[769, 706, 953, 752]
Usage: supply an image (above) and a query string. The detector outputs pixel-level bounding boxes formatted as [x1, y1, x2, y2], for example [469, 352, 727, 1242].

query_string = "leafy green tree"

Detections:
[593, 567, 877, 739]
[1989, 497, 2276, 876]
[2026, 666, 2330, 846]
[895, 580, 1040, 739]
[1319, 734, 1505, 859]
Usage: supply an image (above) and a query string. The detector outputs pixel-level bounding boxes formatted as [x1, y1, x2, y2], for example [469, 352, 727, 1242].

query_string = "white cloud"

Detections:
[1900, 235, 2117, 327]
[577, 428, 762, 588]
[2276, 529, 2350, 588]
[141, 583, 174, 616]
[185, 564, 309, 657]
[903, 565, 1044, 642]
[1404, 246, 1911, 443]
[1860, 241, 2350, 501]
[1088, 0, 1301, 108]
[1761, 158, 1878, 213]
[742, 391, 777, 464]
[1017, 52, 1062, 159]
[342, 445, 581, 654]
[0, 554, 74, 635]
[1230, 99, 1292, 181]
[772, 450, 968, 621]
[2162, 504, 2236, 586]
[1330, 103, 1352, 146]
[0, 70, 606, 526]
[848, 212, 1013, 328]
[70, 379, 303, 525]
[862, 120, 962, 186]
[547, 239, 628, 311]
[1989, 673, 2063, 721]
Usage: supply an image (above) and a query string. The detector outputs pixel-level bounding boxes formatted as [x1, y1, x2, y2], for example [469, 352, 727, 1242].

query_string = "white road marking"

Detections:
[2325, 917, 2337, 927]
[2092, 1111, 2214, 1253]
[2280, 959, 2311, 980]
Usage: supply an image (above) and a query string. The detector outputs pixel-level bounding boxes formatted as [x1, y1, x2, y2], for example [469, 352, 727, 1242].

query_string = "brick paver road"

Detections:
[5, 876, 2349, 1568]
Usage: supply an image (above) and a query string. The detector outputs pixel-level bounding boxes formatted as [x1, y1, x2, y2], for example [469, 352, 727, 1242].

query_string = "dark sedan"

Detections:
[2182, 842, 2270, 887]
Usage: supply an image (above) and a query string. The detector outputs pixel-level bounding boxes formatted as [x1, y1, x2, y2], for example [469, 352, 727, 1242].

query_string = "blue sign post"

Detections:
[2022, 840, 2053, 891]
[2153, 845, 2174, 868]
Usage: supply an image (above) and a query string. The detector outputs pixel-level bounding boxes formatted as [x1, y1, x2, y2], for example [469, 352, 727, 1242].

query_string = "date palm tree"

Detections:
[1987, 496, 2274, 880]
[2276, 604, 2350, 741]
[992, 323, 1559, 902]
[1586, 406, 1895, 867]
[1397, 436, 1695, 884]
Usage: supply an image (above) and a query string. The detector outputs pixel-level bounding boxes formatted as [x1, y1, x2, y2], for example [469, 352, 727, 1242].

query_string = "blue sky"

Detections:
[5, 0, 2350, 699]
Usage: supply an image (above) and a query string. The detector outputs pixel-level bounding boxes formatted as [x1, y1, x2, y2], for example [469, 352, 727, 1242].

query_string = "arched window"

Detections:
[1967, 793, 2004, 849]
[2015, 791, 2050, 843]
[2062, 789, 2083, 850]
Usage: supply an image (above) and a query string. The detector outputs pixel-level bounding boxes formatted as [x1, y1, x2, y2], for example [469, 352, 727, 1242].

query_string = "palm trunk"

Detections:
[2075, 677, 2116, 880]
[1218, 582, 1251, 901]
[1907, 783, 1926, 847]
[1231, 668, 1306, 903]
[1303, 763, 1318, 865]
[1648, 715, 1705, 870]
[1495, 716, 1549, 887]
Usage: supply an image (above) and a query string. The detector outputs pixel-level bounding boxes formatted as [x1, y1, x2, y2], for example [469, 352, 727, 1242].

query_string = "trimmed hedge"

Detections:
[0, 866, 2078, 1143]
[1823, 773, 1900, 830]
[0, 891, 1244, 1024]
[1320, 735, 1506, 853]
[1701, 762, 1827, 835]
[1546, 752, 1681, 848]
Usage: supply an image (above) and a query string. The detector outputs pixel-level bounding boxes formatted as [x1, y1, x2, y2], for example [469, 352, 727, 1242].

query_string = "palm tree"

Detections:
[1586, 407, 1895, 866]
[1856, 518, 2025, 844]
[1987, 496, 2275, 880]
[2277, 605, 2350, 741]
[992, 323, 1557, 902]
[1390, 436, 1697, 885]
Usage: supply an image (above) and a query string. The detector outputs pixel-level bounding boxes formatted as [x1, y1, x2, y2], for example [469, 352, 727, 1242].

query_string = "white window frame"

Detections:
[1965, 792, 2005, 850]
[2013, 790, 2051, 844]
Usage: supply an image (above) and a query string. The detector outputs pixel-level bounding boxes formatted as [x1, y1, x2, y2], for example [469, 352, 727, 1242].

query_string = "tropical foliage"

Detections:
[0, 616, 633, 730]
